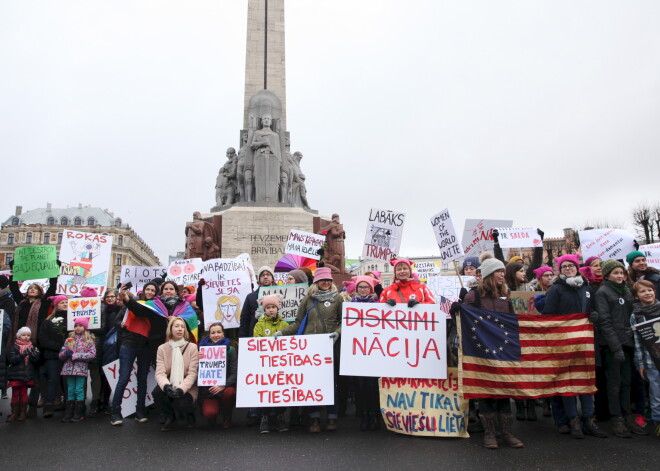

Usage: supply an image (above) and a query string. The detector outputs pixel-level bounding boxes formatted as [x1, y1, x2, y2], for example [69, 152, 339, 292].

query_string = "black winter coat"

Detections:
[7, 344, 41, 383]
[0, 289, 17, 330]
[543, 278, 593, 315]
[0, 310, 12, 389]
[8, 277, 57, 345]
[38, 311, 68, 360]
[239, 289, 260, 338]
[595, 283, 634, 351]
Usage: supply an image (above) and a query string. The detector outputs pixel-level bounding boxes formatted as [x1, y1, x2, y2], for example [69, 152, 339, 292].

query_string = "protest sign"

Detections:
[426, 275, 475, 319]
[631, 317, 660, 371]
[379, 368, 469, 438]
[495, 228, 542, 249]
[167, 258, 202, 285]
[284, 230, 325, 260]
[235, 252, 258, 288]
[579, 228, 636, 262]
[430, 209, 464, 263]
[412, 261, 441, 282]
[510, 291, 541, 315]
[103, 360, 156, 417]
[198, 346, 227, 387]
[12, 245, 59, 281]
[640, 243, 660, 270]
[362, 208, 406, 262]
[200, 257, 253, 330]
[340, 302, 447, 379]
[58, 231, 112, 295]
[236, 334, 335, 407]
[120, 265, 168, 294]
[258, 283, 309, 322]
[67, 297, 102, 330]
[461, 219, 513, 257]
[19, 279, 49, 294]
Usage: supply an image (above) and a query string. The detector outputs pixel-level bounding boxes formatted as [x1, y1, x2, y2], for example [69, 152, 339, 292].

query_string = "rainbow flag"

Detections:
[125, 298, 199, 342]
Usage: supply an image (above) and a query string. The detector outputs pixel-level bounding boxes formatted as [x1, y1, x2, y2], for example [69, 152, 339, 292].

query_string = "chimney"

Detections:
[46, 202, 52, 212]
[15, 206, 22, 216]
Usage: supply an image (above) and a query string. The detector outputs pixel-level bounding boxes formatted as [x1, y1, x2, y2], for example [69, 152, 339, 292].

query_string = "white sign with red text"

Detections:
[362, 208, 406, 262]
[236, 334, 335, 407]
[340, 302, 447, 379]
[461, 219, 513, 257]
[495, 228, 542, 249]
[57, 230, 113, 295]
[198, 346, 227, 387]
[200, 257, 253, 330]
[102, 359, 156, 417]
[640, 243, 660, 270]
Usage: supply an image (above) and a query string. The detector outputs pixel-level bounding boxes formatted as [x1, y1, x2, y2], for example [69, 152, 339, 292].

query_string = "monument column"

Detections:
[244, 0, 287, 130]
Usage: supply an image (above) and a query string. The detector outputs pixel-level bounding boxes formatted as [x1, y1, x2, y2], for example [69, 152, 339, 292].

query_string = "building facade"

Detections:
[1, 204, 161, 287]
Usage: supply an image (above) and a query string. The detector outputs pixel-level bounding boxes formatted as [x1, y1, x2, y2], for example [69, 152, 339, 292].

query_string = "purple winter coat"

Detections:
[59, 334, 96, 377]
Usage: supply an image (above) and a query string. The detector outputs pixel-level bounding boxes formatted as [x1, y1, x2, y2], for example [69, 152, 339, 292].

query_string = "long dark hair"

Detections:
[160, 281, 180, 296]
[505, 262, 524, 290]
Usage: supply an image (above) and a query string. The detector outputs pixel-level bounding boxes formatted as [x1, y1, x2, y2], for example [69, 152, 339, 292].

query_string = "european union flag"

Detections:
[460, 304, 521, 361]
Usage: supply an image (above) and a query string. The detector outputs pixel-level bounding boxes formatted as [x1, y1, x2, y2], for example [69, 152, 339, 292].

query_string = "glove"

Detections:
[386, 299, 397, 307]
[633, 240, 640, 250]
[407, 299, 420, 308]
[56, 259, 62, 267]
[164, 384, 175, 397]
[537, 228, 545, 240]
[171, 388, 184, 399]
[613, 350, 625, 363]
[449, 302, 461, 316]
[458, 287, 468, 301]
[65, 349, 74, 358]
[8, 259, 14, 269]
[491, 228, 499, 242]
[588, 311, 599, 323]
[532, 293, 546, 313]
[198, 278, 206, 287]
[329, 332, 339, 344]
[272, 331, 283, 339]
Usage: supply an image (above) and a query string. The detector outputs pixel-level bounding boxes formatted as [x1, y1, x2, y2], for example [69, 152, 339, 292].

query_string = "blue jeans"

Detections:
[66, 376, 86, 401]
[42, 358, 63, 403]
[562, 395, 594, 419]
[646, 367, 660, 422]
[111, 344, 151, 410]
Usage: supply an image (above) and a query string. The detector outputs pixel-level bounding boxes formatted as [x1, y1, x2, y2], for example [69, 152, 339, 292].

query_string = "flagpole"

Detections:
[453, 260, 464, 288]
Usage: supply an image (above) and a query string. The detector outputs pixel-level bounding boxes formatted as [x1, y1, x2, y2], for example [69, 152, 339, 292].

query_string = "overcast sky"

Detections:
[1, 1, 659, 263]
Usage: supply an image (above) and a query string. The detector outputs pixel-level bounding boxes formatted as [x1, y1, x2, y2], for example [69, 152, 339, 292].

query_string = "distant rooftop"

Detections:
[3, 204, 127, 228]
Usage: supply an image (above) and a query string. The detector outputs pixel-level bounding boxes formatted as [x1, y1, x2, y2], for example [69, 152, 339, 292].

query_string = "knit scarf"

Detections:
[561, 275, 584, 288]
[16, 298, 41, 343]
[168, 339, 187, 389]
[15, 337, 33, 365]
[632, 300, 660, 320]
[606, 280, 628, 295]
[162, 296, 180, 311]
[312, 289, 338, 303]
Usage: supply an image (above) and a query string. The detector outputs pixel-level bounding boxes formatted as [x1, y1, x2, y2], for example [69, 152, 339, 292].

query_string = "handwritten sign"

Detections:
[258, 283, 309, 322]
[18, 278, 49, 294]
[167, 258, 202, 285]
[640, 243, 660, 270]
[200, 257, 253, 330]
[236, 334, 335, 407]
[57, 231, 112, 295]
[120, 265, 168, 294]
[461, 219, 513, 257]
[379, 368, 469, 438]
[102, 359, 156, 417]
[198, 346, 227, 387]
[426, 276, 475, 319]
[284, 230, 325, 260]
[12, 245, 59, 281]
[362, 208, 406, 262]
[340, 302, 447, 379]
[510, 291, 540, 315]
[495, 228, 542, 249]
[631, 317, 660, 370]
[430, 209, 464, 263]
[413, 261, 441, 282]
[67, 297, 101, 330]
[579, 228, 636, 262]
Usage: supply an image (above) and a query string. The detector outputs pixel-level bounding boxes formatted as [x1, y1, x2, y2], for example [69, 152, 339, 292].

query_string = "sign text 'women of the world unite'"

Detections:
[236, 334, 335, 408]
[340, 302, 447, 379]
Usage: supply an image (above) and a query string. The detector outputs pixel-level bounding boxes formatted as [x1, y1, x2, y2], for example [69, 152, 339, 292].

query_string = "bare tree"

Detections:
[632, 201, 654, 244]
[654, 203, 660, 244]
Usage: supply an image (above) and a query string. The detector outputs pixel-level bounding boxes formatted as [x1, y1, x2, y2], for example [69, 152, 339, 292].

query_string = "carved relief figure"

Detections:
[216, 147, 238, 206]
[249, 114, 282, 203]
[291, 151, 310, 209]
[185, 212, 219, 260]
[319, 213, 346, 273]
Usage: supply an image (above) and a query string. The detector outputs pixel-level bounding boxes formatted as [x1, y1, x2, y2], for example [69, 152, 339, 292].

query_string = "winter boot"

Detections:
[569, 416, 584, 439]
[61, 401, 74, 422]
[17, 402, 28, 421]
[260, 415, 271, 434]
[71, 401, 85, 422]
[498, 413, 524, 448]
[5, 402, 19, 422]
[110, 407, 123, 426]
[625, 414, 648, 435]
[542, 398, 551, 417]
[654, 421, 660, 439]
[326, 418, 338, 431]
[582, 416, 608, 438]
[515, 401, 526, 421]
[610, 416, 631, 438]
[134, 406, 149, 423]
[276, 414, 289, 432]
[87, 400, 100, 418]
[160, 413, 175, 432]
[309, 417, 321, 433]
[480, 413, 498, 449]
[360, 411, 370, 431]
[43, 403, 55, 418]
[222, 414, 233, 429]
[526, 401, 537, 421]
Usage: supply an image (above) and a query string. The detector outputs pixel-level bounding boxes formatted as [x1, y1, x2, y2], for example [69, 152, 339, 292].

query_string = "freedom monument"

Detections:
[184, 0, 346, 273]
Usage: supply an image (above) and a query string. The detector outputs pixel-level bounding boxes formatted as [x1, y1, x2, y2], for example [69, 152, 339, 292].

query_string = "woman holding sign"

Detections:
[379, 258, 436, 307]
[38, 295, 69, 418]
[274, 267, 342, 433]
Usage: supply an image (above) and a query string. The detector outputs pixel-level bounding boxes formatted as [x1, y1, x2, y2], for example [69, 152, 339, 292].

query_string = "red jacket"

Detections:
[379, 280, 436, 304]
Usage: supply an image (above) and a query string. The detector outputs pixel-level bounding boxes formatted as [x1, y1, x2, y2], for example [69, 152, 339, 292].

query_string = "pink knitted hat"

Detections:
[352, 276, 378, 292]
[73, 317, 90, 329]
[533, 266, 554, 280]
[313, 267, 333, 284]
[556, 254, 580, 270]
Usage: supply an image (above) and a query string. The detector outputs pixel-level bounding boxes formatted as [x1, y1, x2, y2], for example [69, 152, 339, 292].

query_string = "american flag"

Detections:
[458, 304, 596, 399]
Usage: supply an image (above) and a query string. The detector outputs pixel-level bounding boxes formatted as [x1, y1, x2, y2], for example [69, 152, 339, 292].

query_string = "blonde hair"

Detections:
[165, 317, 189, 341]
[215, 295, 242, 322]
[307, 283, 338, 297]
[67, 330, 96, 344]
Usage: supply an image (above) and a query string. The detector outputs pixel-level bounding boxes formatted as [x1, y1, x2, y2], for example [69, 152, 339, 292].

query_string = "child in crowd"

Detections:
[6, 327, 40, 422]
[254, 294, 290, 433]
[59, 317, 96, 422]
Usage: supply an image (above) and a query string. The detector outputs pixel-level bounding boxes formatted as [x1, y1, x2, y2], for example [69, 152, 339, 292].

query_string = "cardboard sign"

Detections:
[362, 208, 406, 262]
[200, 257, 253, 330]
[12, 245, 59, 281]
[67, 297, 102, 330]
[379, 368, 469, 437]
[413, 261, 441, 282]
[631, 317, 660, 371]
[461, 219, 513, 257]
[430, 209, 464, 263]
[340, 302, 447, 379]
[58, 230, 112, 295]
[258, 283, 309, 322]
[120, 265, 168, 294]
[284, 230, 325, 260]
[198, 346, 227, 387]
[639, 243, 660, 270]
[495, 228, 542, 249]
[236, 334, 335, 407]
[102, 359, 156, 417]
[167, 258, 203, 285]
[510, 291, 541, 315]
[579, 228, 636, 262]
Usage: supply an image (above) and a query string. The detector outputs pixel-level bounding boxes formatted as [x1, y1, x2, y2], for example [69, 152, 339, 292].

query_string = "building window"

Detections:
[87, 217, 96, 226]
[5, 254, 13, 264]
[8, 234, 14, 245]
[384, 265, 389, 272]
[115, 254, 122, 266]
[47, 216, 55, 225]
[118, 235, 123, 246]
[61, 217, 69, 225]
[57, 232, 63, 245]
[43, 233, 50, 244]
[26, 232, 32, 244]
[74, 217, 82, 226]
[11, 217, 19, 226]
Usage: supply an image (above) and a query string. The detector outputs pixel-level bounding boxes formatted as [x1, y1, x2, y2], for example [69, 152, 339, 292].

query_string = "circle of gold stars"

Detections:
[471, 314, 510, 357]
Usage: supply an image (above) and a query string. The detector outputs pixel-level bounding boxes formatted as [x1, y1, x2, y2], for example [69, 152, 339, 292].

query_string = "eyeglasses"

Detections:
[560, 265, 576, 270]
